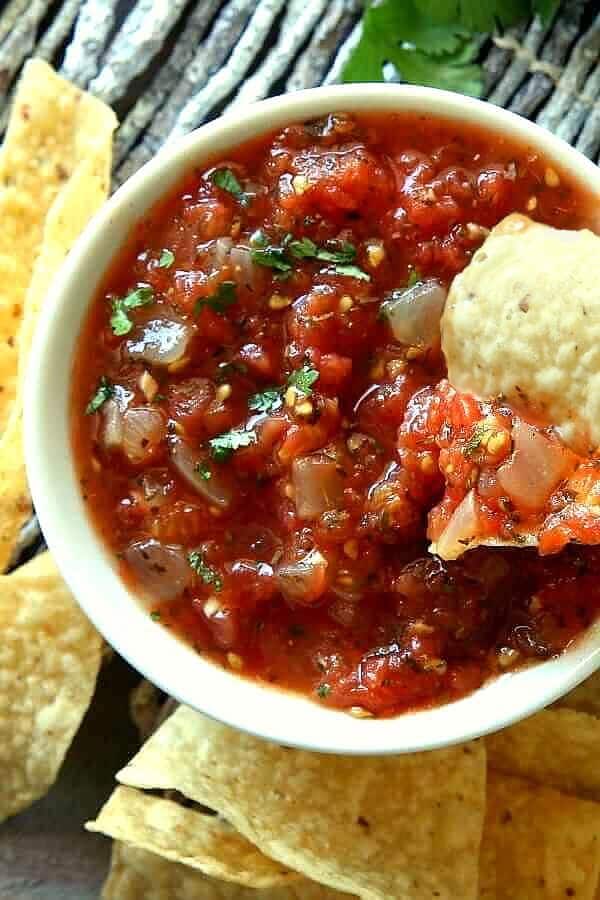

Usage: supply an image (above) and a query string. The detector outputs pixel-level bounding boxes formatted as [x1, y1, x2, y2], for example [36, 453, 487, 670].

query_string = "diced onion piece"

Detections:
[169, 437, 233, 510]
[121, 407, 166, 464]
[101, 399, 124, 449]
[498, 421, 571, 511]
[126, 315, 193, 366]
[275, 548, 329, 605]
[434, 490, 480, 560]
[211, 236, 233, 269]
[292, 453, 345, 520]
[230, 245, 258, 291]
[124, 539, 192, 601]
[382, 279, 447, 348]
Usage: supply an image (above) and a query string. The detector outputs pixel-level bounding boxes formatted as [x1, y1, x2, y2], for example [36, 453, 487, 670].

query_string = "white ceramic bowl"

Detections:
[25, 84, 600, 755]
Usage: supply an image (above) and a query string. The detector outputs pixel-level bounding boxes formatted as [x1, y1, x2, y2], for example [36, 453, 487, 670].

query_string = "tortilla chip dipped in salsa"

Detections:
[0, 59, 116, 572]
[0, 552, 102, 824]
[72, 109, 600, 717]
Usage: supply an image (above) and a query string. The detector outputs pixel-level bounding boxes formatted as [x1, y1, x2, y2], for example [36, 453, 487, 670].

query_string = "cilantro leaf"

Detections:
[195, 461, 212, 481]
[209, 428, 257, 461]
[343, 0, 483, 97]
[188, 550, 223, 591]
[287, 364, 319, 396]
[110, 285, 154, 336]
[195, 281, 237, 316]
[210, 168, 251, 206]
[288, 237, 319, 259]
[248, 388, 282, 414]
[333, 263, 371, 281]
[85, 376, 114, 414]
[316, 683, 331, 699]
[418, 0, 536, 33]
[250, 245, 293, 273]
[289, 237, 357, 265]
[158, 248, 175, 268]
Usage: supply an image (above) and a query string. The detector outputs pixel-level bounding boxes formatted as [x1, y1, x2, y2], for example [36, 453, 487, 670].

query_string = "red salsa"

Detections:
[72, 112, 600, 717]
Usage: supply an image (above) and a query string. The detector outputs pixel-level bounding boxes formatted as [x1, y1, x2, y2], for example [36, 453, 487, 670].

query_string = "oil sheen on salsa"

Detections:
[72, 113, 600, 717]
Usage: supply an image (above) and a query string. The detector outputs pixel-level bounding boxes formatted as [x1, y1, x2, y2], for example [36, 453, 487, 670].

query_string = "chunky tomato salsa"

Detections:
[72, 112, 600, 717]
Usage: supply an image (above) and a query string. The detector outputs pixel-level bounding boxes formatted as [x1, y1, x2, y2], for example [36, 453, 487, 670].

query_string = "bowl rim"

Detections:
[25, 82, 600, 755]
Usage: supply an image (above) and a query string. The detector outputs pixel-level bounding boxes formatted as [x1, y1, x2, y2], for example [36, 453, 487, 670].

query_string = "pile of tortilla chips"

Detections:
[85, 675, 600, 900]
[0, 60, 115, 824]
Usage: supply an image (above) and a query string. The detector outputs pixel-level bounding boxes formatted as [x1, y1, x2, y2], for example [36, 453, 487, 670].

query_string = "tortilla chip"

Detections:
[102, 843, 350, 900]
[479, 772, 600, 899]
[0, 551, 102, 823]
[556, 671, 600, 718]
[0, 58, 116, 435]
[117, 706, 487, 900]
[0, 139, 114, 572]
[87, 786, 300, 889]
[486, 708, 600, 801]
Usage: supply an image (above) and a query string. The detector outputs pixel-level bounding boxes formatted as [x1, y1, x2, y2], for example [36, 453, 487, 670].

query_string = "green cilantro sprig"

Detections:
[109, 286, 154, 336]
[85, 376, 114, 414]
[210, 168, 252, 207]
[158, 248, 175, 268]
[248, 388, 283, 414]
[342, 0, 559, 97]
[195, 281, 237, 316]
[209, 428, 257, 462]
[188, 550, 223, 591]
[250, 232, 370, 281]
[287, 364, 319, 396]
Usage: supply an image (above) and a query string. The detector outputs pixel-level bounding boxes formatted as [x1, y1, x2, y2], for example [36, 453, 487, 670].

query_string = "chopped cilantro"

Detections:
[150, 609, 162, 621]
[188, 550, 223, 591]
[248, 388, 282, 414]
[332, 263, 370, 281]
[152, 393, 167, 404]
[287, 364, 319, 396]
[288, 236, 319, 259]
[210, 168, 251, 207]
[250, 233, 369, 280]
[195, 281, 237, 316]
[85, 376, 114, 414]
[342, 0, 558, 97]
[109, 285, 154, 336]
[316, 683, 331, 699]
[209, 428, 257, 462]
[158, 248, 175, 268]
[195, 462, 212, 481]
[289, 238, 356, 265]
[250, 245, 293, 273]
